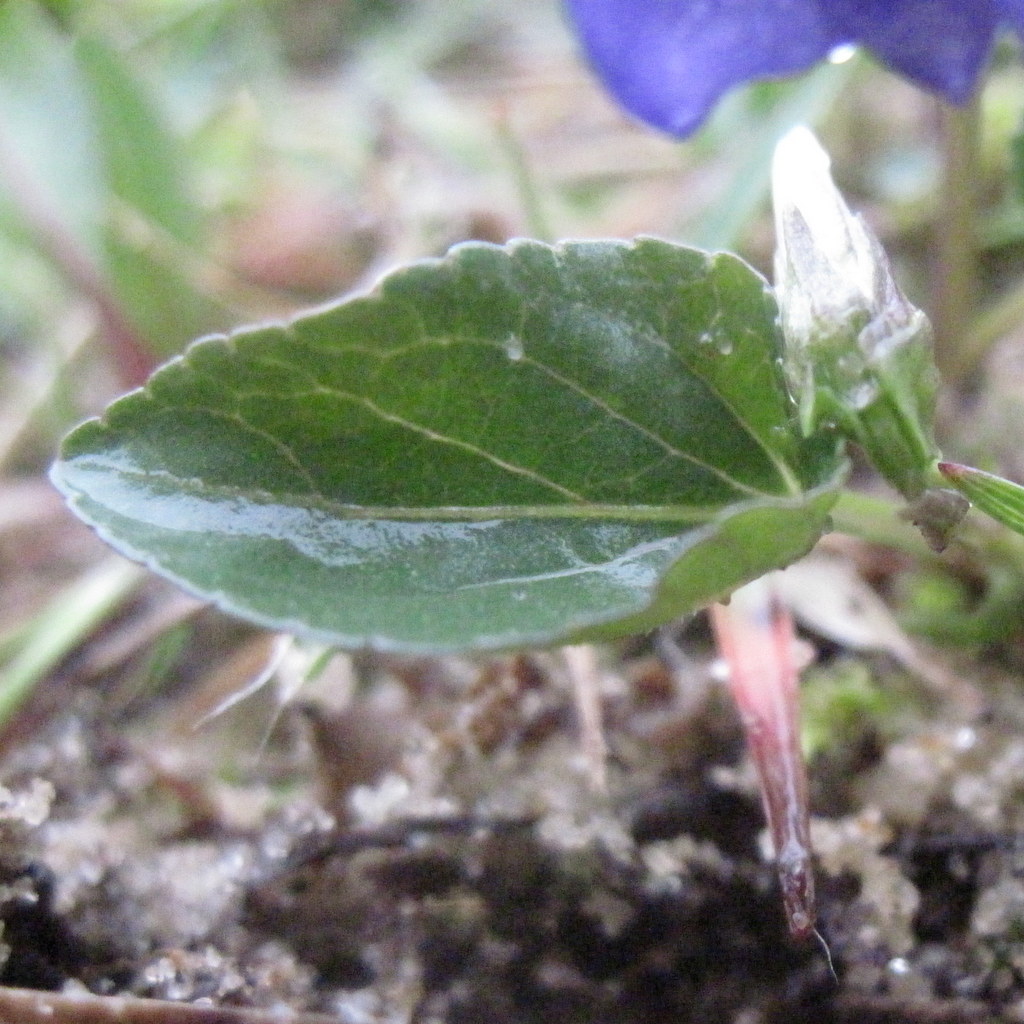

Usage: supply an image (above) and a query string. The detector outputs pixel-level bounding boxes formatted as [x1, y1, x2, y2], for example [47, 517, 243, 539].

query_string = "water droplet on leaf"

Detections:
[504, 333, 524, 360]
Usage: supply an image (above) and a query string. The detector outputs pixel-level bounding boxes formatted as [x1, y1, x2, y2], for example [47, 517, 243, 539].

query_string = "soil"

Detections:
[2, 548, 1024, 1024]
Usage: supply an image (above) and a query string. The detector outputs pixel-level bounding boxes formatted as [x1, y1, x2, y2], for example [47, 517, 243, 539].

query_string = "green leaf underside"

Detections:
[53, 238, 846, 651]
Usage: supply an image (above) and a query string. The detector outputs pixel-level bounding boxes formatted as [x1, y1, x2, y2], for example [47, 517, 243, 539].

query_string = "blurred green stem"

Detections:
[0, 558, 144, 731]
[831, 490, 933, 556]
[932, 97, 980, 388]
[496, 108, 554, 242]
[955, 273, 1024, 384]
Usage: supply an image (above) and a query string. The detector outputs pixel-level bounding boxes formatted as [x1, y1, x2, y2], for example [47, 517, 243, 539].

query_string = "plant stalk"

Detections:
[932, 96, 981, 389]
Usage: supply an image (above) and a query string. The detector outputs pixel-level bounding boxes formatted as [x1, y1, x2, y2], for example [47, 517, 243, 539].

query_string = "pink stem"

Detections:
[710, 579, 815, 939]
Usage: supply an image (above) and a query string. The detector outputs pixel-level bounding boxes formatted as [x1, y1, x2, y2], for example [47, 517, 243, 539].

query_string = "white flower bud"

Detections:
[772, 125, 918, 360]
[771, 126, 946, 513]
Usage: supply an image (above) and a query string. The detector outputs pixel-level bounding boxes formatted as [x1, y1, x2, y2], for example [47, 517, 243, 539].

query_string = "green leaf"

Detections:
[0, 6, 228, 357]
[52, 238, 846, 652]
[74, 35, 200, 246]
[939, 461, 1024, 536]
[74, 34, 228, 355]
[0, 3, 104, 251]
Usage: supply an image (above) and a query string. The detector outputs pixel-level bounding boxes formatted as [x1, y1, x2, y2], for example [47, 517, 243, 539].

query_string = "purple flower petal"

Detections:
[565, 0, 1013, 136]
[827, 0, 997, 103]
[564, 0, 835, 136]
[998, 0, 1024, 34]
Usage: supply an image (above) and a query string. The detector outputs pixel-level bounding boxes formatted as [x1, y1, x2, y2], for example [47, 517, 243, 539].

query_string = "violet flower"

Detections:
[565, 0, 1024, 136]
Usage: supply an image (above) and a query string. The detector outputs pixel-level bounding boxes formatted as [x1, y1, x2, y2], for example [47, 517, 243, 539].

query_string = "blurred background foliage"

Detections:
[4, 0, 1024, 732]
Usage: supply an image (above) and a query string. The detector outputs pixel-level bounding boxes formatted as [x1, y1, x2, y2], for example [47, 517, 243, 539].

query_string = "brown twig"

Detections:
[0, 985, 342, 1024]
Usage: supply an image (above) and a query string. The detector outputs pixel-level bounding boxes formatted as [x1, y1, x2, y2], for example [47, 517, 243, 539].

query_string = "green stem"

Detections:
[0, 558, 144, 729]
[830, 490, 934, 556]
[932, 97, 981, 388]
[495, 110, 555, 242]
[954, 274, 1024, 385]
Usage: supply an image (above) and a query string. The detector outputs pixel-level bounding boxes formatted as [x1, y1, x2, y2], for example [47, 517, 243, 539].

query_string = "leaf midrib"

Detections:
[69, 458, 804, 526]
